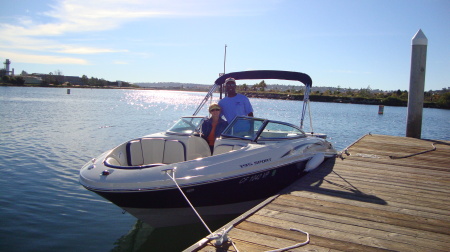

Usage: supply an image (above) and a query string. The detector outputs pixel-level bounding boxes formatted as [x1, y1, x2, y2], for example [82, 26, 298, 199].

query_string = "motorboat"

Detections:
[79, 70, 336, 227]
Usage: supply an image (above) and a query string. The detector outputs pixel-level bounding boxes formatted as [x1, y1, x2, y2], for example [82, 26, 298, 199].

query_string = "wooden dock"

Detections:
[185, 134, 450, 251]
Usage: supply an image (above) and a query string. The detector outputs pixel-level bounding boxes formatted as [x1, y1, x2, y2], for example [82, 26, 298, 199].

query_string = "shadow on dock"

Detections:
[283, 157, 387, 205]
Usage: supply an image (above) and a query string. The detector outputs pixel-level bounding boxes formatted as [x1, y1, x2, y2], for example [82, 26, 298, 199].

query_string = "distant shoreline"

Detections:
[1, 84, 447, 109]
[240, 91, 444, 108]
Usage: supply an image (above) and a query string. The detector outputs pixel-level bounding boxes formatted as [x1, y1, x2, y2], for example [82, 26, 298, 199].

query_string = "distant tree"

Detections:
[81, 75, 89, 86]
[90, 77, 98, 86]
[258, 80, 267, 91]
[382, 96, 404, 106]
[358, 85, 373, 98]
[399, 90, 408, 100]
[99, 78, 107, 87]
[42, 74, 59, 85]
[436, 92, 450, 109]
[12, 76, 25, 85]
[424, 90, 433, 102]
[21, 70, 28, 76]
[346, 88, 353, 96]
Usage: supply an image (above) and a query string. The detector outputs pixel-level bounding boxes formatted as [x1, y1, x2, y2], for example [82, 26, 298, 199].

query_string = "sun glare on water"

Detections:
[122, 90, 213, 111]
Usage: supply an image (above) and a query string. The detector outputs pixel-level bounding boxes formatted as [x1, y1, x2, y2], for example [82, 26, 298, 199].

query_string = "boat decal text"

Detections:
[239, 158, 272, 168]
[239, 170, 272, 184]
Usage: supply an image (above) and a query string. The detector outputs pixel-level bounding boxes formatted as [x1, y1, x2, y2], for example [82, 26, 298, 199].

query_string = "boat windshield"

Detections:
[167, 117, 205, 135]
[258, 121, 305, 140]
[222, 117, 265, 140]
[222, 117, 305, 141]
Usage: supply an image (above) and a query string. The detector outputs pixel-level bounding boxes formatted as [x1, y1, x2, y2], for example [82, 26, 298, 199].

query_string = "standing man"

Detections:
[218, 77, 254, 122]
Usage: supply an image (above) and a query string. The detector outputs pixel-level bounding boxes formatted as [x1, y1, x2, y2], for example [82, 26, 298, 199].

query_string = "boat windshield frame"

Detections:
[166, 116, 206, 136]
[221, 116, 306, 142]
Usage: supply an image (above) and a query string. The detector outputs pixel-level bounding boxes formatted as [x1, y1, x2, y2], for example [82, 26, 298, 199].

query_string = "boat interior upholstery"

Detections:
[105, 135, 249, 168]
[126, 138, 187, 166]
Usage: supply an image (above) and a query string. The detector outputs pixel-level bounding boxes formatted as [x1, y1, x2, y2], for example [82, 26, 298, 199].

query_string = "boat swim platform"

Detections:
[185, 134, 450, 252]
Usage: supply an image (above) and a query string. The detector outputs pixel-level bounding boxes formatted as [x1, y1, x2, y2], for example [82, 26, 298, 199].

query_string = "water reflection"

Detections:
[1, 87, 448, 251]
[112, 217, 238, 252]
[122, 90, 217, 112]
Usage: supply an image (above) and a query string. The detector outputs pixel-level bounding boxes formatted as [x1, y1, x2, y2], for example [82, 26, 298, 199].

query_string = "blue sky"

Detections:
[1, 0, 449, 91]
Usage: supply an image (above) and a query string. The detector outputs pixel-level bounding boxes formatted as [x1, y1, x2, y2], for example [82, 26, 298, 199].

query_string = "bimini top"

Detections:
[215, 70, 312, 87]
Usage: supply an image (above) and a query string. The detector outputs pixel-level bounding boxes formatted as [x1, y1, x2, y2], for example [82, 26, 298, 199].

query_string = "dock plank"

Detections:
[272, 195, 450, 236]
[186, 134, 450, 252]
[259, 204, 450, 250]
[247, 212, 446, 252]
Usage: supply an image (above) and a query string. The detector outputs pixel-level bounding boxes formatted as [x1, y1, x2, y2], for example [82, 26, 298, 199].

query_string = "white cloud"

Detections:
[0, 0, 276, 65]
[4, 0, 275, 36]
[58, 46, 127, 54]
[0, 50, 89, 65]
[113, 60, 129, 65]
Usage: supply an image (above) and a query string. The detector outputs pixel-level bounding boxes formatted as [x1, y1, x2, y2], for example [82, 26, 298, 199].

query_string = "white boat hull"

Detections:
[80, 70, 337, 227]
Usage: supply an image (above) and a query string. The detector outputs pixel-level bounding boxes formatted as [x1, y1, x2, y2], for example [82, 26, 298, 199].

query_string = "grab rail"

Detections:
[103, 159, 165, 170]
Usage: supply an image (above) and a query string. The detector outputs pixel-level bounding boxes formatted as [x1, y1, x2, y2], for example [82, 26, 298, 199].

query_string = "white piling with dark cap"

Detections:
[406, 29, 427, 138]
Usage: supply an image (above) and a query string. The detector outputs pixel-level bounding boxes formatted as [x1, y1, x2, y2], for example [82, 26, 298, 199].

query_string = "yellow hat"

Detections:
[209, 103, 221, 112]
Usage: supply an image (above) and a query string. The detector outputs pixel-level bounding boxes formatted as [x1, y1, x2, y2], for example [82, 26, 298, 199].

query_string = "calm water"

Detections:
[1, 87, 449, 251]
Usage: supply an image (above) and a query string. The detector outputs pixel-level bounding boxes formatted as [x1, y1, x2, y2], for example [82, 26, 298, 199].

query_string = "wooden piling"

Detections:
[406, 29, 428, 138]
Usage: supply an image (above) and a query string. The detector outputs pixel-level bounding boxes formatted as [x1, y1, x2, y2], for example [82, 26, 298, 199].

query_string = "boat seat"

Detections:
[186, 136, 211, 159]
[163, 140, 186, 164]
[126, 138, 186, 166]
[126, 140, 144, 166]
[141, 138, 165, 164]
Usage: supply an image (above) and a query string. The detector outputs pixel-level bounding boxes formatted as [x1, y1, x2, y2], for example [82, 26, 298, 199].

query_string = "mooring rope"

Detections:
[340, 134, 440, 160]
[165, 168, 311, 251]
[389, 142, 437, 159]
[164, 168, 238, 249]
[266, 228, 310, 252]
[164, 168, 214, 234]
[338, 133, 371, 159]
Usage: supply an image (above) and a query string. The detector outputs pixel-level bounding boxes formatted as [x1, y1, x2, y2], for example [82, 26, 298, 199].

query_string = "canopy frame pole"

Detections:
[193, 84, 218, 116]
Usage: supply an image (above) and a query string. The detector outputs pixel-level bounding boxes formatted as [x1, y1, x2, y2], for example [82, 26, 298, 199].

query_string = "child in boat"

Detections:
[201, 103, 228, 154]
